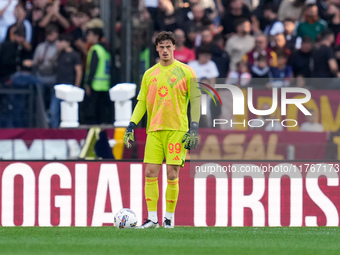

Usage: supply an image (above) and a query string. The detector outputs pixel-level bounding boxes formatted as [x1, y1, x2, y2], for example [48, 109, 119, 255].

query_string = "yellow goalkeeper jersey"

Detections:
[137, 60, 200, 133]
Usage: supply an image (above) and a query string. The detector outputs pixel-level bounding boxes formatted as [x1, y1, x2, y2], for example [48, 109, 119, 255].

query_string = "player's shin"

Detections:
[145, 177, 159, 222]
[165, 178, 179, 220]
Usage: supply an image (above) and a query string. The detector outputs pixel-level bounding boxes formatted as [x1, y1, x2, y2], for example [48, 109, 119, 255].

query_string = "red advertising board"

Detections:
[0, 161, 339, 227]
[0, 129, 328, 160]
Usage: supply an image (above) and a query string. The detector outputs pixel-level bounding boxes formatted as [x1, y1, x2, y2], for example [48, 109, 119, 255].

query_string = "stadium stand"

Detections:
[0, 0, 339, 128]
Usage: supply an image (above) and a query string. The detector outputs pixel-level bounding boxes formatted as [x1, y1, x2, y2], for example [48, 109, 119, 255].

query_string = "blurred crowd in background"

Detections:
[0, 0, 338, 130]
[145, 0, 340, 89]
[0, 0, 112, 128]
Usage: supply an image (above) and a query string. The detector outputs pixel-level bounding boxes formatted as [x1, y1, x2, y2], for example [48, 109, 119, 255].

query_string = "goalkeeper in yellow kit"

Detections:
[123, 31, 201, 228]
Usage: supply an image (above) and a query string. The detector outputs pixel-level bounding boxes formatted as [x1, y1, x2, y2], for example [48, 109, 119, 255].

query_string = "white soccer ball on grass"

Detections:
[114, 208, 138, 229]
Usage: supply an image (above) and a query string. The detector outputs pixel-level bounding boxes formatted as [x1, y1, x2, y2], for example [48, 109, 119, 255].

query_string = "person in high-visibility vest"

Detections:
[84, 28, 112, 124]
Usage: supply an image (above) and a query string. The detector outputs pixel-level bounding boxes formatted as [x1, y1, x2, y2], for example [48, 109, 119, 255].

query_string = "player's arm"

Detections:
[124, 75, 148, 148]
[182, 67, 201, 150]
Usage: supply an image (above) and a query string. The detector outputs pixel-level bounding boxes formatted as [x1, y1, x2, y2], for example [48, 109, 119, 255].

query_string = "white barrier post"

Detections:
[54, 84, 85, 128]
[109, 83, 137, 127]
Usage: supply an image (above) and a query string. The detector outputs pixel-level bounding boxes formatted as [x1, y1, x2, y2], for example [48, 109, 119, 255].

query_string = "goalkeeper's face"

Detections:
[156, 40, 176, 63]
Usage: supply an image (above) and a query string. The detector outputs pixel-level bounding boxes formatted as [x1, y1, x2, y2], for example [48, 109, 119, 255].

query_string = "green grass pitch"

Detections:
[0, 227, 339, 255]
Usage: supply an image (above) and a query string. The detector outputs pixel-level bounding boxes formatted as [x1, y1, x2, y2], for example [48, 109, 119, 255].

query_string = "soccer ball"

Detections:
[114, 208, 138, 229]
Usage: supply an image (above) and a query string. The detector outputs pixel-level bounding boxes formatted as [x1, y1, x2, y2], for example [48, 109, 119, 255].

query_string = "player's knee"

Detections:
[145, 164, 161, 177]
[167, 165, 179, 180]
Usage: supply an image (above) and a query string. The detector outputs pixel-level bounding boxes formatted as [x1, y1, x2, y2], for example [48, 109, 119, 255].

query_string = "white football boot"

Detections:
[136, 219, 159, 229]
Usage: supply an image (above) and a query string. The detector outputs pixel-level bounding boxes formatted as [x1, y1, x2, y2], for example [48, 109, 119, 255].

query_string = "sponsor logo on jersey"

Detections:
[158, 86, 168, 97]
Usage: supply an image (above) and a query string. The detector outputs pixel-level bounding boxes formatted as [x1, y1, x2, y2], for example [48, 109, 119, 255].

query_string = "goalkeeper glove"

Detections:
[182, 122, 199, 150]
[124, 122, 137, 149]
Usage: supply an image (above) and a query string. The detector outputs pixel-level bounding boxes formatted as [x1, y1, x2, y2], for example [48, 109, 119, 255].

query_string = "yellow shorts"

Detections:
[144, 130, 187, 167]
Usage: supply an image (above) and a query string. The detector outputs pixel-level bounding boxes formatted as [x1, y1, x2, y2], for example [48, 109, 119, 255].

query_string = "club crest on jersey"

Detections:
[158, 86, 168, 97]
[170, 75, 177, 83]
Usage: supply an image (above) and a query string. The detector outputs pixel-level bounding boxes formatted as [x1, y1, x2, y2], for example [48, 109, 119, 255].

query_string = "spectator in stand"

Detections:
[70, 5, 91, 56]
[289, 36, 313, 78]
[0, 0, 16, 43]
[32, 0, 50, 10]
[154, 0, 183, 32]
[263, 3, 284, 37]
[220, 0, 251, 38]
[225, 18, 254, 70]
[296, 4, 327, 42]
[50, 33, 82, 128]
[28, 4, 47, 50]
[62, 0, 79, 20]
[226, 60, 251, 87]
[83, 1, 100, 19]
[272, 33, 291, 57]
[180, 0, 218, 22]
[33, 24, 59, 106]
[311, 29, 339, 78]
[334, 45, 340, 70]
[284, 19, 297, 51]
[5, 2, 32, 52]
[39, 0, 70, 34]
[197, 27, 230, 77]
[213, 32, 224, 49]
[244, 33, 276, 67]
[277, 0, 305, 22]
[268, 50, 293, 88]
[173, 28, 195, 63]
[183, 3, 213, 48]
[250, 54, 270, 80]
[328, 4, 340, 46]
[300, 109, 324, 132]
[145, 0, 158, 20]
[0, 26, 31, 82]
[62, 1, 79, 33]
[188, 45, 219, 85]
[83, 28, 112, 124]
[316, 0, 334, 22]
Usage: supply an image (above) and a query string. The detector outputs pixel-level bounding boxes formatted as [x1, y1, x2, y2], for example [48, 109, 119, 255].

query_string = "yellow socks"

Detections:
[145, 177, 159, 222]
[145, 177, 179, 222]
[165, 178, 179, 218]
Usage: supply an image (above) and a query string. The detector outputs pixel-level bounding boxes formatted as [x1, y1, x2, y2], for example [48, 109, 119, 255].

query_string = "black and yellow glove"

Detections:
[123, 122, 137, 149]
[182, 122, 199, 150]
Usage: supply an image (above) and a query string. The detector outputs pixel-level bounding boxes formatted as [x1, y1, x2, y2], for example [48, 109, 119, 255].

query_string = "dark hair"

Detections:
[234, 18, 249, 28]
[66, 0, 79, 8]
[276, 50, 287, 59]
[87, 28, 104, 40]
[78, 4, 91, 17]
[263, 3, 277, 13]
[201, 26, 211, 33]
[213, 33, 224, 42]
[305, 3, 317, 10]
[319, 29, 334, 41]
[45, 24, 59, 36]
[58, 33, 73, 43]
[257, 54, 267, 62]
[14, 25, 26, 37]
[197, 45, 212, 55]
[155, 31, 176, 46]
[283, 18, 294, 23]
[302, 36, 312, 43]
